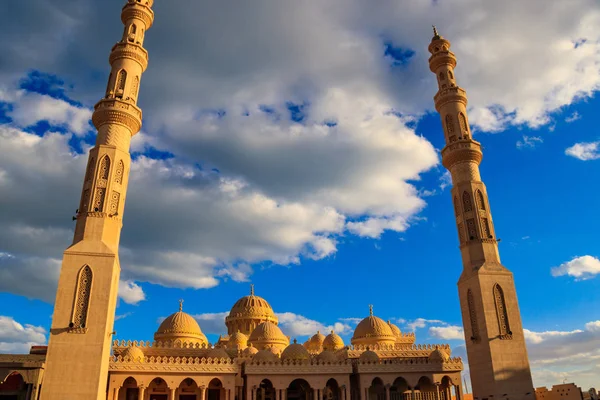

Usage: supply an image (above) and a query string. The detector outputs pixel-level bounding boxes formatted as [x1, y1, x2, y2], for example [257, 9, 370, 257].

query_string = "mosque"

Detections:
[0, 1, 536, 399]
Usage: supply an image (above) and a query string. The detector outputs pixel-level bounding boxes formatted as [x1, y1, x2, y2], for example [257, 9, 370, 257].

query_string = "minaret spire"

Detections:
[428, 32, 534, 399]
[41, 1, 155, 399]
[250, 283, 255, 296]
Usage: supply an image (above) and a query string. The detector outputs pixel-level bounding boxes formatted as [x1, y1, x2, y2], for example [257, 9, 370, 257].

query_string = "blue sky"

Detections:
[1, 0, 600, 392]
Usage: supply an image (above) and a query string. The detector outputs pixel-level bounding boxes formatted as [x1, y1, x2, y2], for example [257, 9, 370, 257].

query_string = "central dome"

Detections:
[154, 302, 208, 345]
[351, 306, 396, 347]
[225, 285, 278, 335]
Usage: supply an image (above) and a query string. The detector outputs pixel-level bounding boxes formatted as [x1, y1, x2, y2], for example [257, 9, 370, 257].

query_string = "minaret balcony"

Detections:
[110, 42, 149, 71]
[428, 51, 457, 71]
[92, 98, 142, 134]
[121, 1, 154, 29]
[441, 139, 483, 168]
[434, 86, 468, 110]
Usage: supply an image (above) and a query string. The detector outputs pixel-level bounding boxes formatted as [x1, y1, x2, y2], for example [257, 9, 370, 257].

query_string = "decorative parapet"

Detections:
[428, 50, 457, 71]
[113, 339, 215, 349]
[109, 355, 238, 373]
[441, 139, 483, 168]
[121, 1, 154, 29]
[245, 359, 352, 375]
[349, 343, 451, 353]
[109, 42, 149, 71]
[355, 357, 463, 373]
[92, 98, 143, 134]
[433, 86, 468, 110]
[0, 354, 46, 368]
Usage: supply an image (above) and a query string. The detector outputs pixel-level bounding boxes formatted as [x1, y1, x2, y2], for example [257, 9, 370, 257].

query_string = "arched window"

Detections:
[467, 289, 479, 340]
[109, 191, 120, 215]
[466, 218, 477, 240]
[459, 112, 469, 133]
[105, 74, 112, 97]
[72, 265, 93, 329]
[462, 191, 473, 212]
[476, 190, 486, 210]
[93, 155, 110, 212]
[130, 24, 137, 34]
[445, 115, 455, 134]
[493, 284, 511, 337]
[115, 70, 127, 98]
[453, 196, 459, 216]
[439, 72, 445, 81]
[448, 70, 454, 79]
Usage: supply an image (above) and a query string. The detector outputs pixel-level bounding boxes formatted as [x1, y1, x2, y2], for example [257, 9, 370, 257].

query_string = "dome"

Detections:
[242, 344, 259, 357]
[226, 285, 278, 335]
[253, 348, 279, 363]
[351, 307, 396, 346]
[304, 331, 326, 353]
[281, 339, 311, 362]
[208, 347, 231, 360]
[359, 349, 380, 363]
[429, 348, 449, 363]
[227, 331, 248, 350]
[121, 346, 144, 363]
[154, 302, 208, 345]
[248, 321, 289, 350]
[316, 350, 338, 363]
[387, 320, 402, 337]
[323, 331, 345, 351]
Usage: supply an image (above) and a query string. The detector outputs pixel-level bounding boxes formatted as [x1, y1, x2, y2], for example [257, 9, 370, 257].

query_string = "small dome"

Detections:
[242, 344, 259, 357]
[387, 320, 402, 337]
[281, 339, 311, 362]
[208, 347, 231, 360]
[304, 331, 326, 353]
[429, 348, 449, 363]
[248, 321, 289, 350]
[227, 331, 249, 350]
[154, 304, 208, 345]
[253, 348, 279, 363]
[316, 350, 338, 363]
[323, 331, 345, 351]
[121, 346, 144, 363]
[351, 307, 396, 346]
[359, 349, 380, 363]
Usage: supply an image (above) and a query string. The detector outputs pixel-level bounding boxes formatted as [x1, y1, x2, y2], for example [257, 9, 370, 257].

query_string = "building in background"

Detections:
[536, 384, 584, 400]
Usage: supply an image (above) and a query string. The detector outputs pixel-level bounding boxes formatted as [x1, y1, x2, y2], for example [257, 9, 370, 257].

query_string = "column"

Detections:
[435, 385, 440, 400]
[113, 386, 120, 400]
[170, 387, 177, 400]
[30, 385, 39, 400]
[385, 386, 390, 400]
[139, 386, 146, 400]
[201, 386, 207, 400]
[314, 389, 319, 400]
[276, 389, 280, 400]
[252, 387, 258, 400]
[410, 389, 415, 400]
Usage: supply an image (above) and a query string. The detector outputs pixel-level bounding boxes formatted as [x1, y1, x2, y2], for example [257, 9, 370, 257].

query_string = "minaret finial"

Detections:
[179, 299, 184, 312]
[369, 304, 373, 316]
[250, 284, 254, 296]
[432, 25, 439, 38]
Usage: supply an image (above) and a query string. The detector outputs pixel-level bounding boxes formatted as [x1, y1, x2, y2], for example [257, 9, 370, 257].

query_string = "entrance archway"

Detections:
[178, 377, 200, 400]
[324, 379, 339, 400]
[390, 377, 409, 400]
[0, 372, 26, 400]
[149, 377, 169, 400]
[287, 379, 311, 400]
[257, 379, 276, 400]
[368, 378, 385, 400]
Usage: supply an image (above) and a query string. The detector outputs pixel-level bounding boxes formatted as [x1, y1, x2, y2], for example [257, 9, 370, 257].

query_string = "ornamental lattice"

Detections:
[97, 155, 110, 188]
[445, 115, 454, 134]
[467, 289, 479, 340]
[459, 112, 468, 133]
[93, 188, 106, 212]
[476, 190, 486, 210]
[109, 191, 120, 215]
[462, 191, 473, 212]
[481, 218, 491, 238]
[72, 265, 93, 328]
[466, 218, 477, 240]
[130, 76, 139, 100]
[115, 160, 124, 184]
[493, 284, 511, 337]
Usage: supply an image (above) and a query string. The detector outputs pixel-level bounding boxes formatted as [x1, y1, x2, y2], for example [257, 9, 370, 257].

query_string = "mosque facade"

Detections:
[0, 1, 536, 400]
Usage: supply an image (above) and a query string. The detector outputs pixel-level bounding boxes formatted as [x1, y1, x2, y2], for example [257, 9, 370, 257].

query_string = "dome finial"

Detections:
[250, 283, 254, 296]
[369, 304, 373, 316]
[179, 299, 184, 312]
[432, 25, 439, 37]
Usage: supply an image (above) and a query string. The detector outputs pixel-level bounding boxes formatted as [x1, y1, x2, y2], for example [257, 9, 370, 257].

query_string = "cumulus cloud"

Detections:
[565, 141, 600, 161]
[429, 325, 465, 341]
[565, 111, 581, 123]
[404, 318, 446, 332]
[551, 255, 600, 280]
[0, 316, 46, 354]
[516, 135, 544, 150]
[117, 281, 146, 305]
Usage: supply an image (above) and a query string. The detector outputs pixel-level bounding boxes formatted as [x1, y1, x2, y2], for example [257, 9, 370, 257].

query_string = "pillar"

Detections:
[112, 386, 120, 400]
[170, 388, 177, 400]
[139, 386, 146, 400]
[201, 386, 207, 400]
[385, 386, 390, 400]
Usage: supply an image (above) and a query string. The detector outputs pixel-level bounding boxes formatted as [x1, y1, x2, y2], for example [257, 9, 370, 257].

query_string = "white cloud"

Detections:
[551, 255, 600, 280]
[0, 316, 46, 354]
[117, 281, 146, 305]
[404, 318, 446, 332]
[565, 141, 600, 161]
[429, 325, 465, 341]
[516, 135, 543, 150]
[346, 215, 410, 239]
[565, 111, 581, 123]
[276, 312, 353, 338]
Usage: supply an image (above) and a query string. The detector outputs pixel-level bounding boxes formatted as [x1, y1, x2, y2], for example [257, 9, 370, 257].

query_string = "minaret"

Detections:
[40, 1, 154, 399]
[428, 28, 534, 398]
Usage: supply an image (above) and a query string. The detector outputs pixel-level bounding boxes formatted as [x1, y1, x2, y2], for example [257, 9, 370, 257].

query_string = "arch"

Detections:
[445, 115, 454, 134]
[0, 372, 26, 396]
[493, 284, 511, 337]
[440, 377, 455, 400]
[177, 377, 200, 388]
[71, 265, 92, 329]
[369, 378, 385, 400]
[476, 190, 486, 210]
[458, 112, 469, 134]
[325, 379, 340, 400]
[258, 379, 276, 400]
[130, 24, 137, 35]
[467, 289, 479, 341]
[390, 377, 409, 400]
[130, 76, 140, 100]
[115, 70, 127, 98]
[208, 378, 224, 400]
[462, 191, 472, 212]
[448, 70, 454, 79]
[93, 155, 110, 212]
[287, 379, 311, 400]
[439, 72, 445, 81]
[414, 376, 434, 391]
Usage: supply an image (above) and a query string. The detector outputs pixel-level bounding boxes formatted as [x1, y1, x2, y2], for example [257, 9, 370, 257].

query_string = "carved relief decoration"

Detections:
[85, 157, 95, 182]
[466, 219, 477, 240]
[457, 222, 465, 244]
[493, 284, 511, 338]
[130, 76, 139, 100]
[459, 113, 468, 133]
[481, 218, 491, 238]
[476, 190, 486, 210]
[467, 290, 478, 340]
[109, 191, 121, 215]
[462, 191, 472, 212]
[98, 155, 111, 187]
[115, 160, 125, 184]
[72, 265, 93, 329]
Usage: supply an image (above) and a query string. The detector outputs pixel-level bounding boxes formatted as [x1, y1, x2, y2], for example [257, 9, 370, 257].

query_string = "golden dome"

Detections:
[359, 349, 380, 363]
[323, 330, 345, 351]
[121, 346, 144, 363]
[316, 350, 338, 363]
[248, 321, 289, 350]
[154, 302, 208, 345]
[253, 348, 279, 363]
[351, 306, 396, 346]
[227, 331, 249, 350]
[387, 320, 402, 337]
[281, 339, 311, 362]
[304, 331, 326, 353]
[242, 344, 259, 357]
[429, 348, 449, 363]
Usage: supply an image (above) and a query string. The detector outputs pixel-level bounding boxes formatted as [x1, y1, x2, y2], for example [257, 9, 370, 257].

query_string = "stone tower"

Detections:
[428, 28, 534, 399]
[40, 1, 154, 399]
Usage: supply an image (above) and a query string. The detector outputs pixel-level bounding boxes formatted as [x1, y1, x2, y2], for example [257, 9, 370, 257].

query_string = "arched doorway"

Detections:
[414, 377, 435, 400]
[440, 376, 455, 400]
[257, 379, 276, 400]
[119, 376, 138, 400]
[287, 379, 311, 400]
[0, 372, 26, 400]
[324, 379, 339, 400]
[390, 377, 409, 400]
[149, 377, 169, 400]
[368, 378, 385, 400]
[179, 378, 200, 400]
[208, 378, 224, 400]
